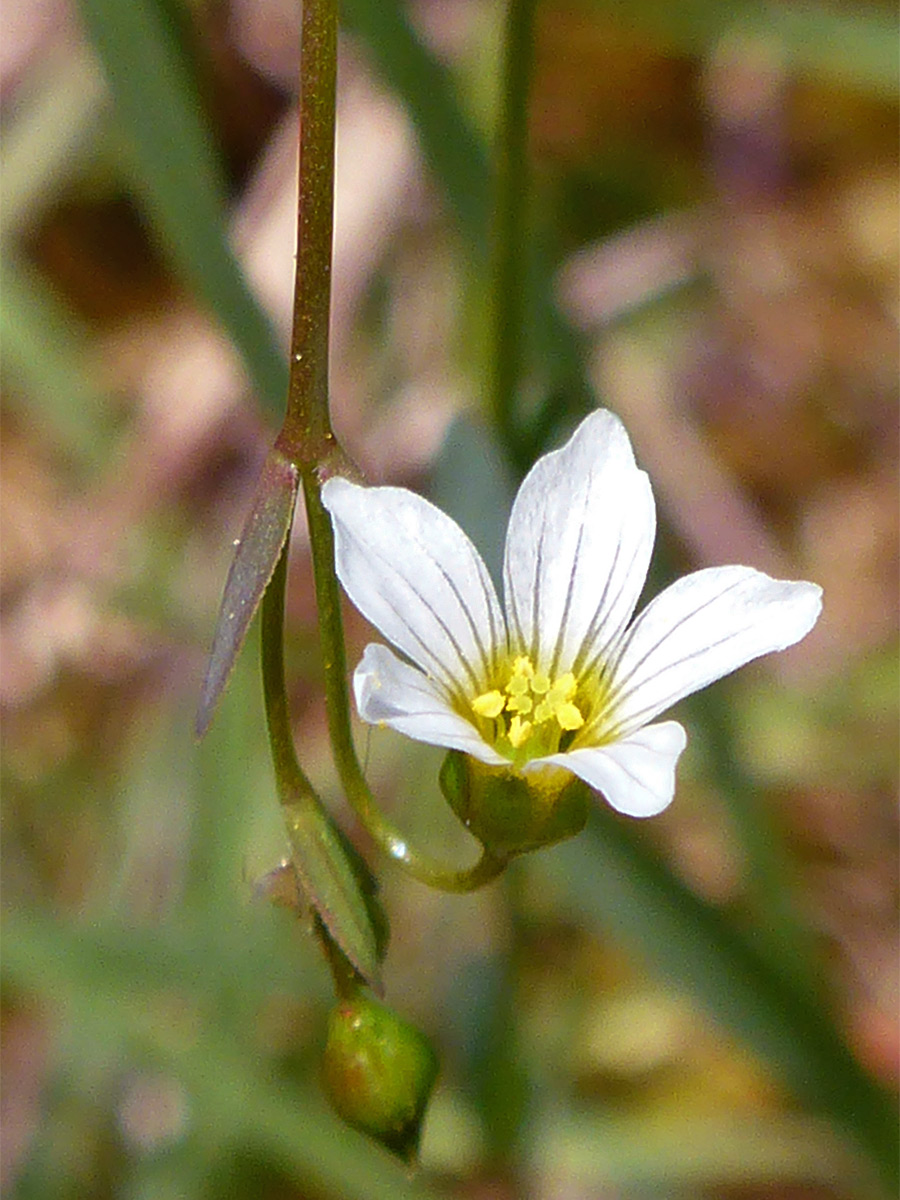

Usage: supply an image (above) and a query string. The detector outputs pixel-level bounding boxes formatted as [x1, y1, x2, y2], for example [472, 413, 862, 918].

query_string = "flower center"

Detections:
[470, 655, 587, 764]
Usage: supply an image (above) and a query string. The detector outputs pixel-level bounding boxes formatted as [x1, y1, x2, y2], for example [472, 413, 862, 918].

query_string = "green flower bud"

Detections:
[439, 751, 589, 859]
[322, 995, 439, 1163]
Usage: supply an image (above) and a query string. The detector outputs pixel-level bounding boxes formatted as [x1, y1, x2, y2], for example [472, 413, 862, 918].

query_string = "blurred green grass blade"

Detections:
[2, 912, 438, 1200]
[75, 0, 287, 420]
[345, 0, 590, 461]
[592, 0, 898, 98]
[529, 1111, 857, 1193]
[762, 1, 898, 95]
[538, 813, 898, 1196]
[342, 0, 491, 257]
[0, 256, 112, 467]
[685, 685, 823, 998]
[0, 51, 105, 242]
[2, 906, 324, 1007]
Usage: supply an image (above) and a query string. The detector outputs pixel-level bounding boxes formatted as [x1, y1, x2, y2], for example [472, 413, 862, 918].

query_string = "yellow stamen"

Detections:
[507, 673, 529, 697]
[550, 673, 577, 702]
[555, 702, 584, 731]
[508, 716, 533, 748]
[472, 690, 505, 719]
[471, 655, 588, 758]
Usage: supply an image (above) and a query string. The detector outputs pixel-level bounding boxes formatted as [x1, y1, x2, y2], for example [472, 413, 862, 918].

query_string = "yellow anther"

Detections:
[472, 690, 505, 719]
[555, 702, 584, 731]
[475, 658, 586, 759]
[508, 716, 533, 749]
[549, 673, 577, 702]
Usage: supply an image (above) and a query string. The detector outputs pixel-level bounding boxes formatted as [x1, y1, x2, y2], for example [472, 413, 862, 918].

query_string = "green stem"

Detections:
[317, 916, 363, 1001]
[488, 0, 537, 454]
[280, 0, 338, 461]
[276, 0, 504, 893]
[260, 544, 323, 809]
[262, 538, 384, 987]
[303, 470, 507, 893]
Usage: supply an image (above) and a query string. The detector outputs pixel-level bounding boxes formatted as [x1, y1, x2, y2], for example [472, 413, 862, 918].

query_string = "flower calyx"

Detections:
[439, 750, 589, 860]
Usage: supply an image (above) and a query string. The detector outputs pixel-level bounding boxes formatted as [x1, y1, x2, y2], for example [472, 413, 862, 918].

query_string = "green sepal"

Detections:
[439, 751, 589, 860]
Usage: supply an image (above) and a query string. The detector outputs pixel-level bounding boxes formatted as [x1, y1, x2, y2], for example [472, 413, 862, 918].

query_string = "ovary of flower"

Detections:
[321, 409, 823, 819]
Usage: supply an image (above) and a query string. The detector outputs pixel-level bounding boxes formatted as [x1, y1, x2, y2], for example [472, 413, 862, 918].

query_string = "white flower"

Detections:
[321, 411, 822, 818]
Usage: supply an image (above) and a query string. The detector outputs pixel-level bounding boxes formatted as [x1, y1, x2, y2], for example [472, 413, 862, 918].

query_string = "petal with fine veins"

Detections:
[354, 644, 507, 765]
[503, 410, 655, 678]
[323, 477, 505, 697]
[537, 721, 687, 817]
[607, 566, 823, 736]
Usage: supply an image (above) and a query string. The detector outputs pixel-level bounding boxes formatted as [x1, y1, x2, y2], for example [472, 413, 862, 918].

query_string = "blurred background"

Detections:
[1, 1, 897, 1197]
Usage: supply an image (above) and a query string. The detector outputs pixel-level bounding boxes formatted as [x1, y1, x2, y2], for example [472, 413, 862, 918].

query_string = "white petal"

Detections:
[323, 477, 505, 697]
[353, 643, 507, 765]
[607, 566, 823, 735]
[503, 409, 655, 678]
[536, 721, 687, 817]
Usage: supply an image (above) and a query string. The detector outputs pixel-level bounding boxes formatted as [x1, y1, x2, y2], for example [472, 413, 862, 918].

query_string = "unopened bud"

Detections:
[439, 751, 589, 859]
[322, 995, 438, 1163]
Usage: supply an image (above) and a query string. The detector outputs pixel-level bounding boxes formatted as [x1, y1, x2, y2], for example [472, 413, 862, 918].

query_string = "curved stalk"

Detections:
[260, 546, 317, 801]
[276, 0, 504, 894]
[303, 470, 507, 893]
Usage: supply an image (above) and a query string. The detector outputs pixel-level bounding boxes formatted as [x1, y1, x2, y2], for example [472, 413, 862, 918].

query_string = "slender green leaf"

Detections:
[430, 415, 515, 587]
[281, 788, 383, 990]
[75, 0, 287, 419]
[342, 0, 490, 256]
[197, 449, 298, 738]
[685, 684, 823, 997]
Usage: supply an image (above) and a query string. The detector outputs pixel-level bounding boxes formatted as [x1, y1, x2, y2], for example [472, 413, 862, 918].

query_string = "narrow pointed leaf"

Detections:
[197, 450, 298, 737]
[260, 548, 385, 990]
[282, 792, 383, 991]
